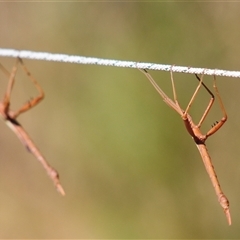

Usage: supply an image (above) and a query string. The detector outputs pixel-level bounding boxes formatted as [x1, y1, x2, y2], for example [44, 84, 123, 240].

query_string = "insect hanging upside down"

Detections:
[0, 57, 65, 196]
[139, 67, 231, 225]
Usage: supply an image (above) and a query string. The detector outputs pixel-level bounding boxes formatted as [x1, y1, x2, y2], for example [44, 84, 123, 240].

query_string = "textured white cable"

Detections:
[0, 48, 239, 78]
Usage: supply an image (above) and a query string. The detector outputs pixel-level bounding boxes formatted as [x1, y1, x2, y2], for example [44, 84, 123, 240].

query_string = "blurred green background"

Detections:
[0, 2, 240, 238]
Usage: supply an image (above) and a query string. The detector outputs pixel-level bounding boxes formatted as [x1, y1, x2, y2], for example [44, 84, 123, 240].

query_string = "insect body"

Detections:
[139, 68, 230, 225]
[0, 58, 65, 195]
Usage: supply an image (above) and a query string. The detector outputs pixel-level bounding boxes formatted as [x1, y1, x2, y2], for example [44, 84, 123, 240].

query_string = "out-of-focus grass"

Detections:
[0, 2, 239, 238]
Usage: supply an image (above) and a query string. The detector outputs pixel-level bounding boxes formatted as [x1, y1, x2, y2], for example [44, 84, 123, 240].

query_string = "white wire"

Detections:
[0, 48, 239, 78]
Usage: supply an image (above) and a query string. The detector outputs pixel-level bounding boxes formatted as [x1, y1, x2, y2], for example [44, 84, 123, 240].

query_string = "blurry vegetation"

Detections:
[0, 2, 240, 238]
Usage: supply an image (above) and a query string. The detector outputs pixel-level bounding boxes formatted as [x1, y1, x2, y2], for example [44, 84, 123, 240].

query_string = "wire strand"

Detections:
[0, 48, 239, 78]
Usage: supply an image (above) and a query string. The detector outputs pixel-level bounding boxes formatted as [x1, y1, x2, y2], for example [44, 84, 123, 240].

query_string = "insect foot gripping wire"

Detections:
[139, 68, 231, 225]
[0, 57, 65, 196]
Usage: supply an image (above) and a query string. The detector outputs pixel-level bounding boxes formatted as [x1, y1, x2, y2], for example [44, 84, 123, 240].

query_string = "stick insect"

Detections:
[0, 57, 65, 196]
[139, 68, 231, 225]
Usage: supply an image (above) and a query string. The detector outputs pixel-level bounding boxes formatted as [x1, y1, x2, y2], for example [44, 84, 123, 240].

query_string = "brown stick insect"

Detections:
[0, 57, 65, 196]
[139, 67, 230, 225]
